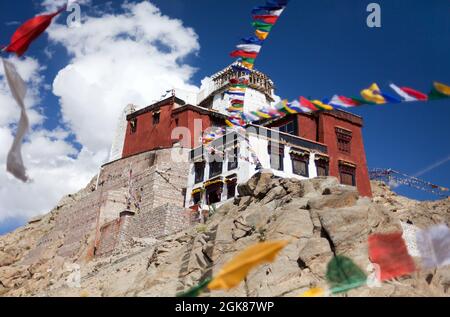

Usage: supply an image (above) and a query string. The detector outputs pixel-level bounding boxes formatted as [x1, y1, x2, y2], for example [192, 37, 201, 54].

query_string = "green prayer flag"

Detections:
[326, 256, 367, 294]
[176, 278, 212, 297]
[252, 21, 273, 32]
[428, 88, 449, 100]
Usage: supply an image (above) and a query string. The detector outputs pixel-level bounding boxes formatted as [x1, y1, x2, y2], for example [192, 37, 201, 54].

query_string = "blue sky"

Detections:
[0, 0, 449, 234]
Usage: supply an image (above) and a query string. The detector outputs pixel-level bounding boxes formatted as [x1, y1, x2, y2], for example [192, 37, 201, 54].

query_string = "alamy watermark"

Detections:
[367, 3, 381, 28]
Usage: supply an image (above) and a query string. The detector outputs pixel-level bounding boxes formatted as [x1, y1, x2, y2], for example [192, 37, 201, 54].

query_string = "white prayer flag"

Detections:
[416, 224, 450, 269]
[2, 58, 30, 182]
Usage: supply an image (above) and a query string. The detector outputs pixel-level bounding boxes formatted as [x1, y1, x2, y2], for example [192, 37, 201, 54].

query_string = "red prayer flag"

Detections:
[253, 15, 279, 24]
[368, 232, 416, 281]
[4, 7, 65, 57]
[400, 87, 428, 101]
[300, 96, 319, 111]
[230, 50, 258, 59]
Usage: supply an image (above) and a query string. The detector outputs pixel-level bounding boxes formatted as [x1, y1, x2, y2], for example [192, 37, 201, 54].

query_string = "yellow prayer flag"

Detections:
[208, 241, 289, 291]
[434, 82, 450, 96]
[255, 29, 269, 40]
[299, 287, 326, 297]
[361, 83, 385, 104]
[241, 61, 254, 70]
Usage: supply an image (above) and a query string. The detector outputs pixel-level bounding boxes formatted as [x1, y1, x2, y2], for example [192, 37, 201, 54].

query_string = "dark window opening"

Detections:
[175, 118, 179, 126]
[153, 111, 161, 125]
[206, 185, 222, 205]
[292, 156, 309, 177]
[336, 128, 352, 154]
[209, 161, 223, 179]
[339, 164, 356, 186]
[194, 162, 205, 184]
[279, 120, 296, 135]
[130, 119, 137, 134]
[192, 192, 202, 205]
[227, 182, 237, 199]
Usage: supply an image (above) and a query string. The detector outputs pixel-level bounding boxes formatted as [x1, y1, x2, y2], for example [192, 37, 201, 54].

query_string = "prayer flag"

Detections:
[311, 100, 334, 111]
[416, 224, 450, 269]
[390, 83, 427, 101]
[253, 15, 279, 24]
[208, 241, 289, 290]
[299, 287, 327, 297]
[360, 83, 386, 104]
[300, 96, 319, 111]
[5, 8, 65, 57]
[236, 44, 262, 53]
[255, 30, 269, 40]
[230, 50, 258, 59]
[2, 59, 30, 182]
[433, 82, 450, 96]
[241, 37, 264, 45]
[368, 232, 416, 281]
[326, 256, 367, 294]
[252, 21, 274, 32]
[329, 95, 362, 108]
[176, 278, 212, 297]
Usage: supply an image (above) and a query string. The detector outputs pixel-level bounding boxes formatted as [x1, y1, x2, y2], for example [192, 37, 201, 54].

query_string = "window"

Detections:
[292, 156, 309, 177]
[317, 164, 329, 177]
[192, 192, 202, 205]
[175, 118, 179, 126]
[228, 147, 239, 171]
[336, 128, 352, 154]
[130, 119, 137, 134]
[227, 181, 237, 199]
[206, 186, 222, 205]
[279, 120, 296, 135]
[153, 111, 161, 125]
[339, 164, 356, 186]
[194, 162, 205, 184]
[209, 161, 223, 179]
[268, 142, 284, 171]
[316, 158, 329, 177]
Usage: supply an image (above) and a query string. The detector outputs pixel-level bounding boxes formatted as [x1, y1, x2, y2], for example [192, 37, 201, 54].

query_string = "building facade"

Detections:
[117, 64, 371, 213]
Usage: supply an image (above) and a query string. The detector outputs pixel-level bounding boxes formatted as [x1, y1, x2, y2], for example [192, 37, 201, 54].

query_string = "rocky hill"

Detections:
[0, 172, 449, 297]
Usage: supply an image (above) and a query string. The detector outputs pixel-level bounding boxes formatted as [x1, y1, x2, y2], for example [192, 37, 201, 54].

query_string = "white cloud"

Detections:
[47, 1, 200, 151]
[0, 1, 201, 225]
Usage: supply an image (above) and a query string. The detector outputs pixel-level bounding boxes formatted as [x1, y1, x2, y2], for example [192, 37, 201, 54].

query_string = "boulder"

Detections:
[318, 205, 370, 250]
[0, 251, 15, 267]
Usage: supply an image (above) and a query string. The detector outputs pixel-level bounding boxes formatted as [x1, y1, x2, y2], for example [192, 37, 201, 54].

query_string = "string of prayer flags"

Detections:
[2, 59, 30, 182]
[176, 278, 212, 298]
[368, 232, 416, 281]
[208, 240, 289, 291]
[416, 224, 450, 270]
[326, 256, 367, 294]
[4, 7, 65, 57]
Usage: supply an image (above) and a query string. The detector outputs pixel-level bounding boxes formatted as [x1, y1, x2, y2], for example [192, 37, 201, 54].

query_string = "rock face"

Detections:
[0, 173, 449, 297]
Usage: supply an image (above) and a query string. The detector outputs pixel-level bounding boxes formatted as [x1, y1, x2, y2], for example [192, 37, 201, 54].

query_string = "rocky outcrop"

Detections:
[0, 173, 449, 297]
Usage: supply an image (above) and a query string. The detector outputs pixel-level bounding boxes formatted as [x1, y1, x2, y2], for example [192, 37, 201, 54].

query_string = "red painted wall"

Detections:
[122, 102, 215, 158]
[317, 112, 372, 197]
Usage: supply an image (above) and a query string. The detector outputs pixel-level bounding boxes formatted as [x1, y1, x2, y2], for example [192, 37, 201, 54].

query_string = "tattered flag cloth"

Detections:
[416, 224, 450, 269]
[368, 233, 416, 281]
[2, 59, 30, 182]
[4, 7, 65, 57]
[208, 241, 289, 290]
[326, 256, 367, 294]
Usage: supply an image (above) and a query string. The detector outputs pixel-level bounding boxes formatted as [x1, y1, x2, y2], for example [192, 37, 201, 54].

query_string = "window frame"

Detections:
[194, 162, 205, 184]
[291, 154, 309, 177]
